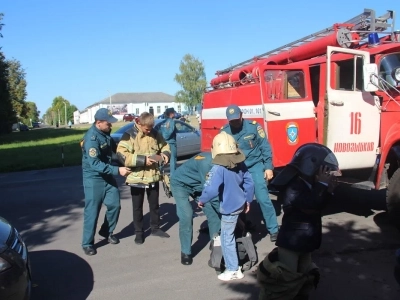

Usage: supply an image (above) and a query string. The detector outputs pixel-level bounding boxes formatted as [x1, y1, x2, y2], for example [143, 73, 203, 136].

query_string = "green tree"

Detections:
[43, 96, 76, 126]
[0, 52, 15, 134]
[21, 101, 40, 125]
[6, 58, 28, 118]
[174, 54, 207, 111]
[0, 13, 17, 134]
[44, 107, 56, 126]
[67, 104, 78, 123]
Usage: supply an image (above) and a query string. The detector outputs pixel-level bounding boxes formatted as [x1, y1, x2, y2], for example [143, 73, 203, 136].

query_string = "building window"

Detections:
[136, 108, 139, 115]
[157, 106, 161, 114]
[177, 105, 181, 113]
[165, 106, 168, 111]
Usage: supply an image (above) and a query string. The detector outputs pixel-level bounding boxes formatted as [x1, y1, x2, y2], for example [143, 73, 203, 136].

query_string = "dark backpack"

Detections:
[208, 217, 258, 272]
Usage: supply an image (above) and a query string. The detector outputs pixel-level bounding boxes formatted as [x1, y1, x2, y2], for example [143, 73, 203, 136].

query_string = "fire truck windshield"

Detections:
[379, 53, 400, 87]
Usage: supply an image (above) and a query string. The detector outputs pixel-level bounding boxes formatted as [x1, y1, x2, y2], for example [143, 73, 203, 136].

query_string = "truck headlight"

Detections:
[393, 68, 400, 82]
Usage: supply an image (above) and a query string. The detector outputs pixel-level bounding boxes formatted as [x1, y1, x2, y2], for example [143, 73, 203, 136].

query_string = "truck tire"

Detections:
[386, 168, 400, 229]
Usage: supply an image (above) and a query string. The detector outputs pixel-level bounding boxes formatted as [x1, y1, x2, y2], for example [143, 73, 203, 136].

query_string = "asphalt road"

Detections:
[1, 162, 400, 300]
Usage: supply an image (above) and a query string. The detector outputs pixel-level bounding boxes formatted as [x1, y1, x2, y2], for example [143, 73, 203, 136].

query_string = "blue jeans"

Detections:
[171, 183, 221, 255]
[248, 162, 279, 234]
[168, 143, 177, 176]
[221, 213, 239, 271]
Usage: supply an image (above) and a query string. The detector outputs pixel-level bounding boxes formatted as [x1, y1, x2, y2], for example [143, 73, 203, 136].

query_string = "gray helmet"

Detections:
[271, 143, 340, 186]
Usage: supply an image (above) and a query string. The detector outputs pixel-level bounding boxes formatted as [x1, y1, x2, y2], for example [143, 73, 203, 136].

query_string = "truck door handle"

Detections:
[267, 110, 281, 116]
[329, 101, 344, 106]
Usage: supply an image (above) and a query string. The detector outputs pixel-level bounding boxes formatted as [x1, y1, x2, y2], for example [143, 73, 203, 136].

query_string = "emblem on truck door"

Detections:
[286, 122, 299, 145]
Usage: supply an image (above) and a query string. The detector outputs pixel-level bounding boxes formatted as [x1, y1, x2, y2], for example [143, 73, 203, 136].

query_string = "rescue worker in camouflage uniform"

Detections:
[170, 152, 221, 265]
[81, 108, 131, 256]
[220, 104, 279, 242]
[116, 112, 171, 245]
[160, 108, 177, 175]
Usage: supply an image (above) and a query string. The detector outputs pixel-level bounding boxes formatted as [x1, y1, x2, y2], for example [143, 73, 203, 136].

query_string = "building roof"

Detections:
[96, 92, 175, 105]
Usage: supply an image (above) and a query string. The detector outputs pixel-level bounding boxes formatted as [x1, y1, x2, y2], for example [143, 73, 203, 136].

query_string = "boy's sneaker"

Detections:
[217, 267, 244, 281]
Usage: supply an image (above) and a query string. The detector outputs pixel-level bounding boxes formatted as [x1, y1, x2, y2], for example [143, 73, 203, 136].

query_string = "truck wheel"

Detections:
[386, 168, 400, 229]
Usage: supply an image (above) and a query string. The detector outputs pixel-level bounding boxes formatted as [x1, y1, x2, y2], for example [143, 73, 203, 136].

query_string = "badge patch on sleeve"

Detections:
[89, 148, 97, 158]
[257, 126, 266, 138]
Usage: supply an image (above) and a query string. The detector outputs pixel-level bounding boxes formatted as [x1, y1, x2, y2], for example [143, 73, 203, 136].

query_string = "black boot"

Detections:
[107, 234, 120, 244]
[135, 232, 144, 245]
[99, 231, 120, 244]
[151, 228, 170, 238]
[83, 246, 96, 256]
[181, 252, 193, 265]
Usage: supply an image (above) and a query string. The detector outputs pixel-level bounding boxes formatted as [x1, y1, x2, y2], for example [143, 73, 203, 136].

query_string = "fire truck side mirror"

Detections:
[363, 63, 379, 92]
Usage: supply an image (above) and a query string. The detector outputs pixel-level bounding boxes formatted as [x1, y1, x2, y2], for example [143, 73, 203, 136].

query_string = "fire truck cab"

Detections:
[201, 8, 400, 226]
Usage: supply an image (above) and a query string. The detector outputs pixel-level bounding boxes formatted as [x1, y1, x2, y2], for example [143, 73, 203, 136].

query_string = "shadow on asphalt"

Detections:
[223, 272, 259, 300]
[0, 168, 85, 248]
[111, 202, 180, 243]
[310, 219, 400, 299]
[30, 250, 93, 300]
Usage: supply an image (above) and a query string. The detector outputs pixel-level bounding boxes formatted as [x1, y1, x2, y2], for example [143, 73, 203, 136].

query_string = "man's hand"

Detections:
[146, 156, 157, 166]
[161, 153, 169, 164]
[264, 169, 273, 180]
[198, 202, 204, 208]
[119, 167, 131, 177]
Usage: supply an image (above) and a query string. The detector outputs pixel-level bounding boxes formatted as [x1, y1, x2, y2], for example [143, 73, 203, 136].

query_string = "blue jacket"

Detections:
[199, 162, 254, 215]
[221, 120, 273, 170]
[160, 118, 176, 144]
[170, 152, 213, 194]
[81, 124, 119, 178]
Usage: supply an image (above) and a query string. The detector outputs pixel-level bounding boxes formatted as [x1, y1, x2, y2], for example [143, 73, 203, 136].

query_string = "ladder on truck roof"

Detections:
[216, 8, 396, 75]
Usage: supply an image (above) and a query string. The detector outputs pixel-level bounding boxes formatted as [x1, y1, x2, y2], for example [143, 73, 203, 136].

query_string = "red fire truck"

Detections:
[201, 8, 400, 225]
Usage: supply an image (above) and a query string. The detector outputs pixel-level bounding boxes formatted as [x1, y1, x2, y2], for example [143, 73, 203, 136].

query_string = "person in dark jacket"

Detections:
[257, 143, 339, 300]
[80, 108, 132, 256]
[272, 143, 339, 272]
[199, 132, 254, 281]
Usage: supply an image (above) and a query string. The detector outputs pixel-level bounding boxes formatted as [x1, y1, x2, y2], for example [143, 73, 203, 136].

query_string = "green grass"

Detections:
[0, 123, 125, 173]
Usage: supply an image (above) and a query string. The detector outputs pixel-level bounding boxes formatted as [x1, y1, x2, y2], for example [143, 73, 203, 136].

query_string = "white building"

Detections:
[74, 92, 182, 124]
